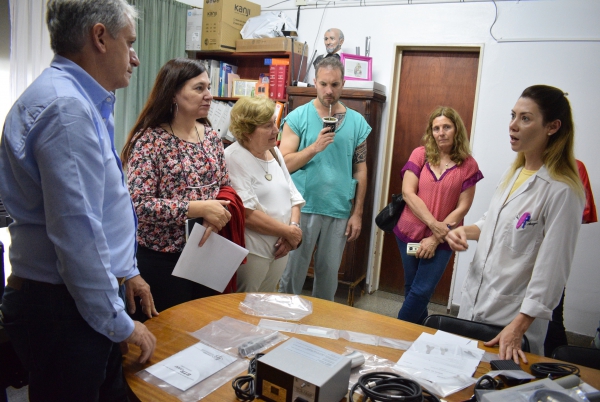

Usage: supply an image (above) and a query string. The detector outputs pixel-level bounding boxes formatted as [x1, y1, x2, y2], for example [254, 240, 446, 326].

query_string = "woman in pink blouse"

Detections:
[394, 106, 483, 324]
[121, 58, 231, 317]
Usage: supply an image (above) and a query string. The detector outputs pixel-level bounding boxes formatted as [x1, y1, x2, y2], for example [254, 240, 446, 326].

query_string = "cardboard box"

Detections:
[201, 0, 261, 52]
[236, 38, 308, 55]
[186, 9, 203, 51]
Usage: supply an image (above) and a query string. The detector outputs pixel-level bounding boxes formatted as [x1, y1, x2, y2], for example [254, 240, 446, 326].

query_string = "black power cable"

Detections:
[348, 372, 441, 402]
[231, 353, 264, 401]
[530, 362, 580, 379]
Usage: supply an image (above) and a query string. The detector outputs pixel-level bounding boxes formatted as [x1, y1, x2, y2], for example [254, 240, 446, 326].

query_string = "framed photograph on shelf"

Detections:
[339, 53, 372, 81]
[232, 79, 259, 98]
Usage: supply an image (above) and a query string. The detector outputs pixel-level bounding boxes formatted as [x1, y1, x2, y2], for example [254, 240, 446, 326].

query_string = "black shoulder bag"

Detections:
[375, 193, 406, 233]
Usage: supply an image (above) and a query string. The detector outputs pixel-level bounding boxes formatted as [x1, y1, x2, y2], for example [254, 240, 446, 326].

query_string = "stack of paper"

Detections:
[343, 80, 386, 94]
[393, 331, 483, 396]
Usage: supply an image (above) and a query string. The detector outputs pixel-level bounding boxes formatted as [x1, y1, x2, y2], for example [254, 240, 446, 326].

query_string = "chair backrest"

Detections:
[422, 314, 531, 353]
[551, 345, 600, 370]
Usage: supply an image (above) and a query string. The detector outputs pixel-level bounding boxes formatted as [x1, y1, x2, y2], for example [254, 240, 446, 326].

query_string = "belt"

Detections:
[7, 275, 126, 290]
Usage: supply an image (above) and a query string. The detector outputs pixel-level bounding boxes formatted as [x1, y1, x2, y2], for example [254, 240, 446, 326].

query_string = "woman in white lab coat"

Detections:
[446, 85, 585, 362]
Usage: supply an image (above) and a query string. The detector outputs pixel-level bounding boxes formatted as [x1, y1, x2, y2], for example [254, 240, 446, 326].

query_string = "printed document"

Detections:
[395, 331, 483, 381]
[145, 342, 237, 391]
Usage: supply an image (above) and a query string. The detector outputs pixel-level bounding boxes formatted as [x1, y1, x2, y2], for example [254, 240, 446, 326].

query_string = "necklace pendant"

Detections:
[265, 173, 272, 181]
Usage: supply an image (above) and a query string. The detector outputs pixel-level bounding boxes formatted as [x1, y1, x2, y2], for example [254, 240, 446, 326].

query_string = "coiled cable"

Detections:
[348, 372, 441, 402]
[231, 353, 264, 401]
[530, 362, 580, 379]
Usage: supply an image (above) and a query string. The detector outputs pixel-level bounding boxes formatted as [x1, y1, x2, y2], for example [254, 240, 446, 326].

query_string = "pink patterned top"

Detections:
[393, 146, 483, 250]
[127, 124, 229, 253]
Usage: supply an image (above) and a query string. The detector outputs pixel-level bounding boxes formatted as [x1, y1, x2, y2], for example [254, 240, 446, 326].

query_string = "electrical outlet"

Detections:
[295, 0, 307, 6]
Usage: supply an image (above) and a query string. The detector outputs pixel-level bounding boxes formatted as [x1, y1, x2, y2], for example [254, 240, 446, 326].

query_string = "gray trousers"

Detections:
[278, 213, 348, 301]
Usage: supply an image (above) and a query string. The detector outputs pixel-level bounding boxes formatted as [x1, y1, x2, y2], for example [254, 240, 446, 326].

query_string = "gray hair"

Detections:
[326, 28, 344, 41]
[315, 57, 344, 80]
[46, 0, 138, 55]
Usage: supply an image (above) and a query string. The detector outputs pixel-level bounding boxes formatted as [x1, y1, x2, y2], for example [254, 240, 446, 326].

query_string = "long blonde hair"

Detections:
[502, 85, 584, 198]
[422, 106, 471, 166]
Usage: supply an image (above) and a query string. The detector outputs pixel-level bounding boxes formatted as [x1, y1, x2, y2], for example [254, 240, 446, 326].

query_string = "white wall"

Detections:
[186, 0, 599, 336]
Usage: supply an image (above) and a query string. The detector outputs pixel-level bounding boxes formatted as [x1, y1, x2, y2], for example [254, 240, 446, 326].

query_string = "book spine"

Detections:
[271, 58, 290, 66]
[219, 61, 225, 97]
[210, 61, 220, 97]
[276, 65, 288, 100]
[223, 64, 232, 97]
[269, 65, 277, 100]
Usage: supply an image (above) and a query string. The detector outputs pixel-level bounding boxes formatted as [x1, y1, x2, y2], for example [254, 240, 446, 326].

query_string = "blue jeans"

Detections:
[0, 280, 128, 402]
[396, 238, 452, 324]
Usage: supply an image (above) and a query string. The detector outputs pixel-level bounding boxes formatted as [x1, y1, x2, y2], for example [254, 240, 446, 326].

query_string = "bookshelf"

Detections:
[189, 51, 307, 102]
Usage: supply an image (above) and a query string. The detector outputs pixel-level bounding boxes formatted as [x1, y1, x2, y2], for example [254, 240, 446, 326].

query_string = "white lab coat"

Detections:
[458, 166, 584, 355]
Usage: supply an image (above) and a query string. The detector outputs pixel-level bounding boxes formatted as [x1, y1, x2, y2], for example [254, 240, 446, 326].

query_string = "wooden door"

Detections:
[379, 50, 479, 305]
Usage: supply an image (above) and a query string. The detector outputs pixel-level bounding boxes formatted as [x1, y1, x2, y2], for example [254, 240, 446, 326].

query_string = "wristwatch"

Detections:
[290, 222, 300, 228]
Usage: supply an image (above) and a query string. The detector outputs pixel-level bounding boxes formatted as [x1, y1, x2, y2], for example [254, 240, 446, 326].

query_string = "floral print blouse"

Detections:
[127, 124, 229, 253]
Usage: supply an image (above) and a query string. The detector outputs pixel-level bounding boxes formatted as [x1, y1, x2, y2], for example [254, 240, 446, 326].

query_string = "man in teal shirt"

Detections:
[278, 57, 371, 300]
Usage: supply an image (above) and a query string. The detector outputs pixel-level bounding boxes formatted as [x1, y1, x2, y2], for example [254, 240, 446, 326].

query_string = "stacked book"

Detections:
[267, 58, 289, 101]
[198, 59, 238, 97]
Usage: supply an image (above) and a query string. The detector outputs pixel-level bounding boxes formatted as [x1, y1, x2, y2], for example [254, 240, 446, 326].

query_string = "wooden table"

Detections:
[123, 293, 600, 401]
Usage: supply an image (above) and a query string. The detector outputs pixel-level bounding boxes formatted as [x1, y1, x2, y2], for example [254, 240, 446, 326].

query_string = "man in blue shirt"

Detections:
[278, 58, 371, 300]
[0, 1, 157, 400]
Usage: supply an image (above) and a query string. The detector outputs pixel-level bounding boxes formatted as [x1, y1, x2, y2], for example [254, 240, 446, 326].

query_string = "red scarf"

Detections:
[217, 185, 245, 293]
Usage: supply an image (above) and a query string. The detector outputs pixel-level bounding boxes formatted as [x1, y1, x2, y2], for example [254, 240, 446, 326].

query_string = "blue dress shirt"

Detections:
[0, 55, 138, 342]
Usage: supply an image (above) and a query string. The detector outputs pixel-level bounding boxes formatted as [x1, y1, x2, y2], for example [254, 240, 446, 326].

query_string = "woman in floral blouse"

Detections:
[121, 58, 231, 317]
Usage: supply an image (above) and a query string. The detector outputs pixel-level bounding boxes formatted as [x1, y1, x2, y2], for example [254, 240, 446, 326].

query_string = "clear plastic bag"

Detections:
[190, 316, 287, 358]
[339, 330, 379, 345]
[137, 347, 248, 401]
[240, 11, 298, 39]
[296, 324, 339, 339]
[345, 347, 400, 392]
[258, 318, 298, 333]
[394, 365, 477, 398]
[378, 337, 413, 351]
[239, 293, 312, 321]
[481, 351, 500, 362]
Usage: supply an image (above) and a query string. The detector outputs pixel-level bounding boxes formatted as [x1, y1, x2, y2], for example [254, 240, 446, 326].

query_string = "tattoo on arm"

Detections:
[353, 141, 367, 164]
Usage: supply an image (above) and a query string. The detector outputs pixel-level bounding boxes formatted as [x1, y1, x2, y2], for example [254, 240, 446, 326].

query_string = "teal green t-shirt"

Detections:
[281, 101, 371, 218]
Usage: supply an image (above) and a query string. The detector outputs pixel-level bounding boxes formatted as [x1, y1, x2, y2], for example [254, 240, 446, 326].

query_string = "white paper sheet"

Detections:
[431, 330, 480, 350]
[172, 224, 248, 292]
[145, 342, 237, 391]
[394, 331, 484, 382]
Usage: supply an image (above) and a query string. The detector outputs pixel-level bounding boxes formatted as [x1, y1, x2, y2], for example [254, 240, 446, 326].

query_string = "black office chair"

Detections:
[551, 345, 600, 370]
[422, 314, 531, 353]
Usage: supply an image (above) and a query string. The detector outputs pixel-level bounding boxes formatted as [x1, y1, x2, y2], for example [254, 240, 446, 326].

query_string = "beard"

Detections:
[318, 96, 338, 108]
[326, 44, 340, 54]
